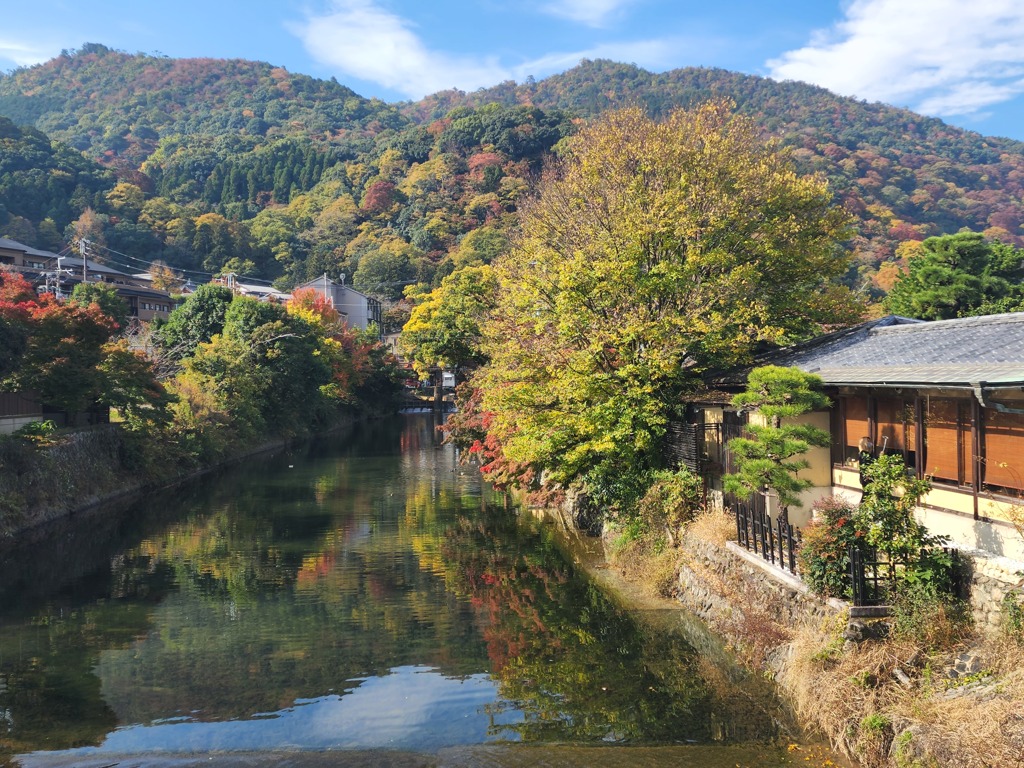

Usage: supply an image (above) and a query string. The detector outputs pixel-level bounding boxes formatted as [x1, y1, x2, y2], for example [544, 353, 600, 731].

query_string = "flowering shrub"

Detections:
[798, 496, 866, 598]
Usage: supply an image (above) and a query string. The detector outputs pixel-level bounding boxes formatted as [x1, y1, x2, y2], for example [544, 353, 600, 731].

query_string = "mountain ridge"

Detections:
[0, 45, 1021, 302]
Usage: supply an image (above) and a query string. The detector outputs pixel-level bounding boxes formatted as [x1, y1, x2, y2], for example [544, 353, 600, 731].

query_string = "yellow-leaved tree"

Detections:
[475, 102, 862, 506]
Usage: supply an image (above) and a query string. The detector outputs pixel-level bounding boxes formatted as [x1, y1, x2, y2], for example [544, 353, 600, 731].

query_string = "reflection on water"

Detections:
[0, 415, 833, 766]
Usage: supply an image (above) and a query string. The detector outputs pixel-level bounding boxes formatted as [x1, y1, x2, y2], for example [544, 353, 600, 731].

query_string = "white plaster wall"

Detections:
[0, 415, 42, 435]
[917, 507, 1024, 564]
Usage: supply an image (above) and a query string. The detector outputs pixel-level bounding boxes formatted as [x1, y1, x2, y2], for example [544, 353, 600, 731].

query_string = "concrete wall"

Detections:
[1, 415, 42, 435]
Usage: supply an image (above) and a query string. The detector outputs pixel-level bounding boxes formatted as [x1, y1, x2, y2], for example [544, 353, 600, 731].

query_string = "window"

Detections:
[842, 396, 869, 464]
[875, 397, 916, 468]
[924, 398, 973, 486]
[982, 409, 1024, 492]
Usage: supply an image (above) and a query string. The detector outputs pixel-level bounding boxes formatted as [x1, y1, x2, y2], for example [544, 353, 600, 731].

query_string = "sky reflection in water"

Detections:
[1, 415, 812, 766]
[58, 666, 519, 756]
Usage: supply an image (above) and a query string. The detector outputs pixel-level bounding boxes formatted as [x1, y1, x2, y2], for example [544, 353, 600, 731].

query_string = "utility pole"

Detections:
[54, 256, 71, 300]
[79, 238, 90, 284]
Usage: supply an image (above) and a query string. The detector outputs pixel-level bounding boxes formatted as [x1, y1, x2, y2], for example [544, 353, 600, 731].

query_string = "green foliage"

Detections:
[11, 419, 57, 443]
[3, 50, 1024, 302]
[800, 456, 956, 603]
[71, 281, 130, 330]
[400, 265, 498, 378]
[631, 468, 705, 542]
[858, 453, 940, 561]
[98, 340, 174, 430]
[417, 59, 1024, 265]
[477, 104, 856, 507]
[860, 712, 891, 732]
[0, 314, 28, 378]
[884, 232, 1024, 319]
[890, 579, 971, 650]
[798, 496, 865, 598]
[156, 283, 234, 361]
[724, 366, 832, 512]
[0, 115, 114, 236]
[1002, 591, 1024, 642]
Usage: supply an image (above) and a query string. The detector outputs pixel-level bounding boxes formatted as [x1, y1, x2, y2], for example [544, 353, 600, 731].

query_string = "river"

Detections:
[0, 414, 843, 767]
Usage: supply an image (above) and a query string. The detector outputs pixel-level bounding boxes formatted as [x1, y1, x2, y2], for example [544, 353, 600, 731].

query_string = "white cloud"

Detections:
[0, 39, 60, 68]
[292, 0, 680, 99]
[291, 0, 509, 98]
[542, 0, 636, 27]
[767, 0, 1024, 118]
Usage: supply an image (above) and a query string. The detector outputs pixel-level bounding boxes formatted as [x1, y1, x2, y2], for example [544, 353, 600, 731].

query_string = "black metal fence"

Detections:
[729, 492, 802, 575]
[848, 545, 961, 606]
[849, 546, 893, 606]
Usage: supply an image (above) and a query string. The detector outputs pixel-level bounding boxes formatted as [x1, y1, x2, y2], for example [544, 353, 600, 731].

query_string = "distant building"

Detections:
[0, 237, 175, 323]
[0, 237, 64, 275]
[295, 274, 382, 337]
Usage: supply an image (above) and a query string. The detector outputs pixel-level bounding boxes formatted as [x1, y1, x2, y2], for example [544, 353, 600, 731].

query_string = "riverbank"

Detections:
[601, 509, 1024, 768]
[0, 410, 371, 539]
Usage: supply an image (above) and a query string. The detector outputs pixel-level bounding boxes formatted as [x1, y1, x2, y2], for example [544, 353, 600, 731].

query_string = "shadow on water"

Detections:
[0, 414, 844, 768]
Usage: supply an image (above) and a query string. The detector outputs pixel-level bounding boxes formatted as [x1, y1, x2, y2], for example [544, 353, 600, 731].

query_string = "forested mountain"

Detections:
[0, 116, 113, 246]
[411, 60, 1024, 280]
[1, 47, 1022, 306]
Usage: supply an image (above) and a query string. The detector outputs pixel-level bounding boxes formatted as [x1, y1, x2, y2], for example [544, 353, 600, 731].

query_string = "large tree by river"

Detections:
[475, 102, 862, 505]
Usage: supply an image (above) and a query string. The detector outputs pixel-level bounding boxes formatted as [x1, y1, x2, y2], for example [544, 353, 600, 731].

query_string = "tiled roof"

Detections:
[56, 255, 129, 276]
[0, 238, 61, 259]
[742, 313, 1024, 387]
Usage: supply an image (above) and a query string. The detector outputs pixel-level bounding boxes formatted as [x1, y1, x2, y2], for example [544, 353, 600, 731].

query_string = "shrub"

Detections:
[1003, 591, 1024, 642]
[634, 468, 704, 546]
[798, 496, 865, 598]
[858, 453, 938, 560]
[891, 579, 971, 650]
[12, 419, 57, 443]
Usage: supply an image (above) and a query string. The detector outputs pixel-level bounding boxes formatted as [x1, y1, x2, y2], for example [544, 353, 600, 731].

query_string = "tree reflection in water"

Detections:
[0, 415, 791, 761]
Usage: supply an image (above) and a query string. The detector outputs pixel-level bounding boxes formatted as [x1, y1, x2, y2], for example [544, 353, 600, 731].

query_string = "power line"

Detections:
[84, 241, 277, 285]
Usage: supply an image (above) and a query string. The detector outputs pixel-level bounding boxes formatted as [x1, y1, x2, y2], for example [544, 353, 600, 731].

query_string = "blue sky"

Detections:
[2, 0, 1023, 142]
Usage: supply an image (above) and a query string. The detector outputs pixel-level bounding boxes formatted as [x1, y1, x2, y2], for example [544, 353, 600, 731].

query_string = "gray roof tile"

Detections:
[755, 313, 1024, 387]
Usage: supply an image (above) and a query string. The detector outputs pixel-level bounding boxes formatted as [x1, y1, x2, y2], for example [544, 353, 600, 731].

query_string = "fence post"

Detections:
[850, 546, 863, 606]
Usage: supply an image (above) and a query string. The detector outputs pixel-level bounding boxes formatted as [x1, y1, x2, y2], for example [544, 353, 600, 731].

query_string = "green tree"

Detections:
[451, 226, 509, 268]
[476, 103, 858, 503]
[884, 232, 1024, 319]
[155, 283, 234, 361]
[71, 281, 130, 331]
[353, 246, 418, 299]
[220, 296, 332, 431]
[400, 265, 498, 379]
[97, 339, 174, 429]
[857, 453, 936, 560]
[723, 366, 831, 518]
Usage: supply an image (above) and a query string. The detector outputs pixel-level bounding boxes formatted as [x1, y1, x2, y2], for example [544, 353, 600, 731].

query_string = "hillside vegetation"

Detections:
[1, 47, 1022, 304]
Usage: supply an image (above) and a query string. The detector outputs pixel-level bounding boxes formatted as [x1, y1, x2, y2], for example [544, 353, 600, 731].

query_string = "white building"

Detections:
[295, 274, 382, 337]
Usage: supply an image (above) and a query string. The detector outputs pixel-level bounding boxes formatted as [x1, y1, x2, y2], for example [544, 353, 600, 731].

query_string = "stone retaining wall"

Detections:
[676, 533, 1023, 641]
[675, 532, 845, 642]
[961, 548, 1024, 633]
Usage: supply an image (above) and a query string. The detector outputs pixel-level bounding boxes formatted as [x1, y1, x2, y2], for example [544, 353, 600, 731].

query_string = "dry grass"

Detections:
[607, 533, 682, 598]
[783, 624, 1024, 768]
[720, 600, 793, 671]
[687, 507, 735, 546]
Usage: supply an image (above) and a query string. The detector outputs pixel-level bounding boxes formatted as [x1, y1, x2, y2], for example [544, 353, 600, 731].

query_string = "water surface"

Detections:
[0, 415, 840, 766]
